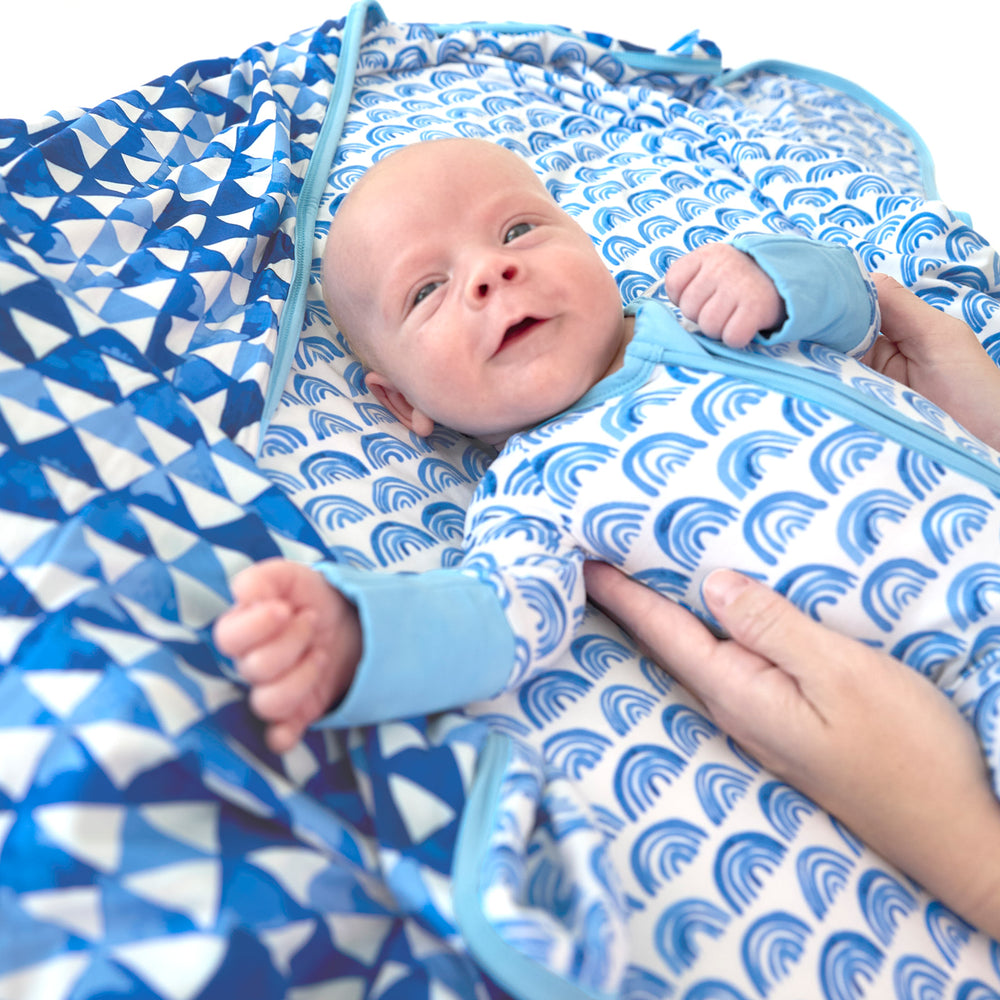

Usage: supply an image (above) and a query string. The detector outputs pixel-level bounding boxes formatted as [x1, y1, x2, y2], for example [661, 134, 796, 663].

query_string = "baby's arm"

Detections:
[213, 558, 361, 754]
[664, 243, 786, 348]
[665, 237, 879, 356]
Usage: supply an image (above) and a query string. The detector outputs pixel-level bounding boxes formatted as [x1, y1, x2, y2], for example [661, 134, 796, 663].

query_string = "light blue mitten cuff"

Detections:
[733, 232, 879, 356]
[311, 563, 516, 727]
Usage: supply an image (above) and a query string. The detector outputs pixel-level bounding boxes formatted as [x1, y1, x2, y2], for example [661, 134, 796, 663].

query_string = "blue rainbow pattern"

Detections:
[468, 349, 1000, 694]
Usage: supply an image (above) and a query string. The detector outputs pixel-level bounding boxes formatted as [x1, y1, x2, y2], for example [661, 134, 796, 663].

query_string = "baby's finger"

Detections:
[691, 292, 737, 340]
[265, 715, 310, 755]
[213, 600, 292, 658]
[264, 683, 339, 754]
[229, 558, 298, 604]
[661, 252, 701, 301]
[721, 302, 769, 349]
[672, 276, 717, 326]
[249, 643, 326, 722]
[235, 607, 317, 685]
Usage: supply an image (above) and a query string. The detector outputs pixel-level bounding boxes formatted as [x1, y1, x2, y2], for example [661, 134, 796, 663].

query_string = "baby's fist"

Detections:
[664, 243, 786, 348]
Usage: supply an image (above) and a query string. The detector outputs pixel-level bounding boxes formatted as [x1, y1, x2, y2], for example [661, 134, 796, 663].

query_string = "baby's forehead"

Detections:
[360, 140, 544, 203]
[347, 150, 544, 247]
[325, 139, 555, 286]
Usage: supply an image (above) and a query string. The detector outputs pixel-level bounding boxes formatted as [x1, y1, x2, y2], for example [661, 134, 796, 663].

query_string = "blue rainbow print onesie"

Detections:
[316, 234, 1000, 788]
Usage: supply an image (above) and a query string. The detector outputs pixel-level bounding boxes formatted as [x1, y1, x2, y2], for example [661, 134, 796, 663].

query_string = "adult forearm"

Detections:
[864, 783, 1000, 941]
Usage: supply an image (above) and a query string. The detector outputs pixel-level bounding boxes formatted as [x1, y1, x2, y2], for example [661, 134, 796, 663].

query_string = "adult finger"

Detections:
[585, 561, 719, 670]
[700, 569, 852, 702]
[584, 563, 824, 757]
[583, 561, 771, 715]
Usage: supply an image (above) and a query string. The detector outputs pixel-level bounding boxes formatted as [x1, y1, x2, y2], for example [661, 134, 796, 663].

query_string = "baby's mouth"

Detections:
[499, 316, 543, 351]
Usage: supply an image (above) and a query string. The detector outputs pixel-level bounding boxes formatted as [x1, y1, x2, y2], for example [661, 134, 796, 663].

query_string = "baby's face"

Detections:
[324, 139, 627, 444]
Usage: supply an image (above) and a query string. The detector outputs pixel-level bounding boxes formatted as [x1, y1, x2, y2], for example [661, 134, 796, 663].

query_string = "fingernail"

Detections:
[703, 569, 751, 608]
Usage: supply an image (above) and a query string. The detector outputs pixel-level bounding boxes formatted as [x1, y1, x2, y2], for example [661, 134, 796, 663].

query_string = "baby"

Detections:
[214, 138, 1000, 755]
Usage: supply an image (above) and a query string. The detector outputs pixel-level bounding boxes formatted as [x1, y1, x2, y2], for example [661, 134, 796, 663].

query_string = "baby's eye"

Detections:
[412, 281, 440, 307]
[503, 222, 534, 243]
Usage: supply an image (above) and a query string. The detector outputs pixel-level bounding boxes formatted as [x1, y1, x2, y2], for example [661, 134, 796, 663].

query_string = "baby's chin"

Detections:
[475, 430, 510, 450]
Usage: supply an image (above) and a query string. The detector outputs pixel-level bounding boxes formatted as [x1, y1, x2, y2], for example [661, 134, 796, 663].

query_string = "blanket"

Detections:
[2, 2, 999, 998]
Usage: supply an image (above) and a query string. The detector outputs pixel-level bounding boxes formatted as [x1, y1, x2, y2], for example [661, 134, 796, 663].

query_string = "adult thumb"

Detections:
[701, 569, 838, 672]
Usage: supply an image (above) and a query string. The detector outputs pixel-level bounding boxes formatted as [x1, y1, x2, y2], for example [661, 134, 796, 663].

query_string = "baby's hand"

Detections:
[212, 558, 362, 753]
[664, 243, 786, 348]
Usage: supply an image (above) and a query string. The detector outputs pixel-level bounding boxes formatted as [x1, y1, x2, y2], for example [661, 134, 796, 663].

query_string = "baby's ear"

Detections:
[364, 371, 435, 437]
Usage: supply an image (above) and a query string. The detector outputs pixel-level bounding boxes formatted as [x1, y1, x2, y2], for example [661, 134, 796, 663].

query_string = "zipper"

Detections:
[259, 0, 385, 450]
[643, 301, 1000, 494]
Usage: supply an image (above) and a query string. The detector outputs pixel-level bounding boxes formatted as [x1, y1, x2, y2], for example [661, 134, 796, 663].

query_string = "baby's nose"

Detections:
[475, 264, 518, 297]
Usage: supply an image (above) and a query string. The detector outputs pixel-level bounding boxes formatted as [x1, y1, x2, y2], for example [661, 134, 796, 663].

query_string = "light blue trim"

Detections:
[259, 0, 386, 448]
[572, 234, 876, 415]
[632, 300, 1000, 492]
[731, 233, 876, 353]
[714, 59, 939, 200]
[569, 324, 655, 416]
[453, 731, 617, 1000]
[311, 562, 515, 728]
[429, 20, 721, 75]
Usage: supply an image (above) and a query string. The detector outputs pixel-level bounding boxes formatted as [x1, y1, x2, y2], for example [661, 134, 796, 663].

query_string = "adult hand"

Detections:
[864, 273, 1000, 451]
[584, 561, 1000, 939]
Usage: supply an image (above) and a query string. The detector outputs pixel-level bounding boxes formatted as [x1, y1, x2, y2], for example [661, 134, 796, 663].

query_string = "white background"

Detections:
[4, 1, 997, 245]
